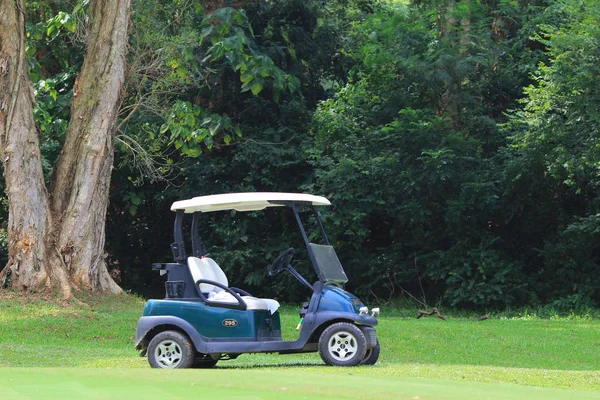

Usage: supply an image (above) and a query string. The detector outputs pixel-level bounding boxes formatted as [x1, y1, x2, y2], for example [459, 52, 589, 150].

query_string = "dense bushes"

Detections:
[2, 0, 599, 308]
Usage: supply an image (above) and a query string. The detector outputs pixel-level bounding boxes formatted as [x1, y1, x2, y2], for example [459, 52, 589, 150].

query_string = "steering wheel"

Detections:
[268, 248, 294, 276]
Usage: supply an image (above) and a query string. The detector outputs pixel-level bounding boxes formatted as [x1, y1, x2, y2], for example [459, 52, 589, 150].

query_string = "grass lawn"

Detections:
[0, 291, 599, 399]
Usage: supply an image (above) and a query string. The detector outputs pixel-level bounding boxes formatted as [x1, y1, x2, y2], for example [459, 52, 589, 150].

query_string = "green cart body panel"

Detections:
[142, 299, 282, 340]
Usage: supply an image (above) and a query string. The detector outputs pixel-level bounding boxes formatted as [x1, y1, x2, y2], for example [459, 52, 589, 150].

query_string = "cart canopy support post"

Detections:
[312, 206, 330, 245]
[191, 212, 206, 257]
[171, 210, 186, 263]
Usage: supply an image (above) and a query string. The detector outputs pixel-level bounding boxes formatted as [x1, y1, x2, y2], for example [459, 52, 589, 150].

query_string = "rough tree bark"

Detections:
[0, 0, 130, 298]
[0, 0, 55, 292]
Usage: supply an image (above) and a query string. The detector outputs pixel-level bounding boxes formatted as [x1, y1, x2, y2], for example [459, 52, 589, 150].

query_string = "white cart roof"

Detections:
[171, 192, 331, 213]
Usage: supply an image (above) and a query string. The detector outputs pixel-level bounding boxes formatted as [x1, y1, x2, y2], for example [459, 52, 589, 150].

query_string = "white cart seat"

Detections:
[188, 257, 280, 314]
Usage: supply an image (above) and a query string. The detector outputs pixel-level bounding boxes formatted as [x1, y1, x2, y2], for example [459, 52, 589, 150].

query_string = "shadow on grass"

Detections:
[215, 361, 323, 369]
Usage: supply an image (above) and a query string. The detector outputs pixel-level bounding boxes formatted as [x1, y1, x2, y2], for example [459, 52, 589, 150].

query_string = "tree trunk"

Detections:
[0, 0, 130, 297]
[459, 0, 471, 54]
[0, 0, 58, 293]
[438, 0, 456, 43]
[50, 0, 130, 294]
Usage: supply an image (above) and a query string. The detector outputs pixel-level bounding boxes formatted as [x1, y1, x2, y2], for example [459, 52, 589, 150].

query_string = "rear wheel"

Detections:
[318, 322, 367, 366]
[360, 340, 380, 365]
[193, 353, 219, 368]
[147, 330, 195, 369]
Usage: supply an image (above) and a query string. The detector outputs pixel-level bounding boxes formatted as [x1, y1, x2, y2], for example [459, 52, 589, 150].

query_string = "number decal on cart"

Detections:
[222, 319, 238, 327]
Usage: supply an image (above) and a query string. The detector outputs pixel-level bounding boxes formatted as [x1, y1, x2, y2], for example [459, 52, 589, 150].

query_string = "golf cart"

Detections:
[135, 192, 380, 368]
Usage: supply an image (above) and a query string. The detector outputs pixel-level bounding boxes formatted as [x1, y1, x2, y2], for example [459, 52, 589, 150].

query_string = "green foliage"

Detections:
[6, 0, 599, 309]
[45, 11, 76, 37]
[160, 100, 240, 154]
[0, 227, 7, 270]
[23, 2, 85, 181]
[311, 102, 513, 304]
[200, 9, 300, 98]
[308, 2, 538, 306]
[106, 0, 600, 308]
[115, 3, 301, 172]
[426, 238, 526, 307]
[502, 0, 600, 308]
[122, 191, 144, 216]
[105, 1, 328, 297]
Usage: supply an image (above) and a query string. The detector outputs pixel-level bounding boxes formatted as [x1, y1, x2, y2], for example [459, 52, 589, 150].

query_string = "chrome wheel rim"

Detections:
[327, 331, 358, 362]
[154, 340, 183, 368]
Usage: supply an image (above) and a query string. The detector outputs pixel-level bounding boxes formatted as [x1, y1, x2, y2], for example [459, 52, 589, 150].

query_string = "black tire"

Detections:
[318, 322, 367, 366]
[193, 354, 219, 368]
[147, 330, 195, 369]
[360, 340, 380, 365]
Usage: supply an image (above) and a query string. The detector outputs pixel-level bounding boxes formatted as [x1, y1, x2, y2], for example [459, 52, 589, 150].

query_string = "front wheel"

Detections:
[147, 330, 195, 369]
[360, 340, 380, 365]
[318, 322, 367, 366]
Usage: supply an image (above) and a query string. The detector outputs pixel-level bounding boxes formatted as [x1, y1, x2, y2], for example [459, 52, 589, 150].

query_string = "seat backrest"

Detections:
[188, 257, 217, 293]
[206, 258, 228, 288]
[188, 257, 227, 293]
[188, 256, 213, 293]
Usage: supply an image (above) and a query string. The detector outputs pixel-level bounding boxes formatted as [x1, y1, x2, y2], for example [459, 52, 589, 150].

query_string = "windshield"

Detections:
[307, 243, 348, 286]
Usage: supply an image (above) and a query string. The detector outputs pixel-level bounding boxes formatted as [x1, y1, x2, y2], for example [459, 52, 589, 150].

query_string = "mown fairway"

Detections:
[0, 293, 599, 399]
[3, 368, 600, 400]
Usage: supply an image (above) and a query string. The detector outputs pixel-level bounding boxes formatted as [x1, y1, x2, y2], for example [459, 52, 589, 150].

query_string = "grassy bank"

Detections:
[0, 291, 598, 397]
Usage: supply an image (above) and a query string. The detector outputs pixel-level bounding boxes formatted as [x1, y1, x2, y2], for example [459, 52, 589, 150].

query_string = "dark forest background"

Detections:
[2, 0, 599, 309]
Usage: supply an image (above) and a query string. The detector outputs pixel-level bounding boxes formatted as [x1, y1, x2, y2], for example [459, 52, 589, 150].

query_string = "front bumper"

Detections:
[359, 326, 378, 349]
